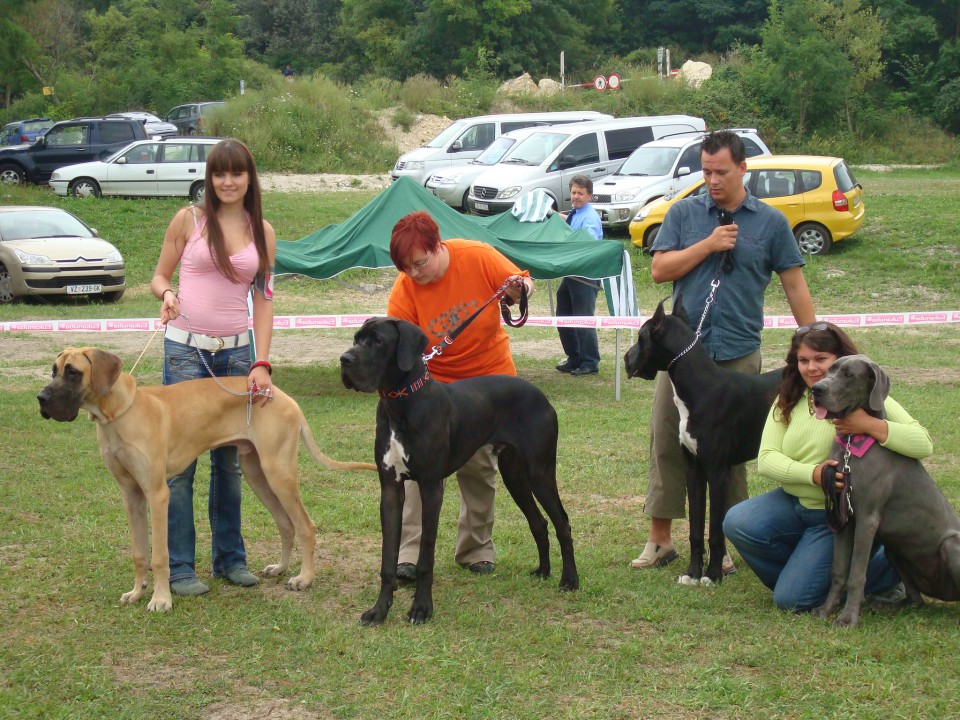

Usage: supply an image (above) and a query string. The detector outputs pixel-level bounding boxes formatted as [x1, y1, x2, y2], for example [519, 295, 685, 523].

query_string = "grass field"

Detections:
[1, 170, 959, 719]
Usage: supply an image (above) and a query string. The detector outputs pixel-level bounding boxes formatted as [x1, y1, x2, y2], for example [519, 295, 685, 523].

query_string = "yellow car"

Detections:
[629, 155, 865, 255]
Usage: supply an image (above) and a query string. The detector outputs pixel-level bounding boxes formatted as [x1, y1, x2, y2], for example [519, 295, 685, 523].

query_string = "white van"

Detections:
[466, 115, 706, 215]
[591, 128, 771, 228]
[390, 111, 612, 185]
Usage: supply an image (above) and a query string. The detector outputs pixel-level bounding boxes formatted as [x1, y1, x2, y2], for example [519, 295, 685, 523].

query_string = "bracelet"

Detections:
[251, 360, 272, 375]
[161, 288, 176, 302]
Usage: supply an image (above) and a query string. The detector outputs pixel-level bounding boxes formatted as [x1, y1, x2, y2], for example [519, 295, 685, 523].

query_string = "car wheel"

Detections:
[794, 222, 833, 255]
[0, 264, 15, 303]
[69, 178, 101, 198]
[190, 181, 205, 203]
[187, 126, 198, 136]
[0, 163, 25, 185]
[643, 225, 660, 250]
[103, 287, 125, 303]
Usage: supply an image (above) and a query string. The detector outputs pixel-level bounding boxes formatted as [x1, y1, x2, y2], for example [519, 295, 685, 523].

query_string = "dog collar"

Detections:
[379, 370, 431, 399]
[835, 433, 876, 458]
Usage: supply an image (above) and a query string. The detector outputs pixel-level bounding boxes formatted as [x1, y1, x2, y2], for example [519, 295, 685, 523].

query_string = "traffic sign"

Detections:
[608, 73, 621, 90]
[593, 75, 607, 91]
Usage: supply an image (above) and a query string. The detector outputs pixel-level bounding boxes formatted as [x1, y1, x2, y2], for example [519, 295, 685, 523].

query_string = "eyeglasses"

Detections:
[795, 322, 829, 336]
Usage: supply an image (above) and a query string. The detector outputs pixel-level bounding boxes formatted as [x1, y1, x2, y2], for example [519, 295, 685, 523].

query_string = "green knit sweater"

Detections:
[757, 390, 933, 509]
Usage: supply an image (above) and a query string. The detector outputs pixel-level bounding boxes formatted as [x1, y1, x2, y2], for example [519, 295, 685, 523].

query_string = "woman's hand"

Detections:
[160, 290, 180, 325]
[504, 275, 532, 303]
[250, 365, 273, 406]
[813, 459, 845, 490]
[832, 407, 888, 442]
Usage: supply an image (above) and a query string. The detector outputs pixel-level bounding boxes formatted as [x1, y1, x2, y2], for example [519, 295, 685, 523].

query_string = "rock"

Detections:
[538, 78, 562, 96]
[679, 60, 712, 88]
[498, 73, 539, 96]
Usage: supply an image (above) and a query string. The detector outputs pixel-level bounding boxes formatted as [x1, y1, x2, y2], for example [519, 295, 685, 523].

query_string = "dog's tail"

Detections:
[298, 422, 378, 472]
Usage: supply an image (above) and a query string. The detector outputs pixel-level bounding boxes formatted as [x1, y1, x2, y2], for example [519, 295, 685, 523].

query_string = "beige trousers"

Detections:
[397, 444, 498, 566]
[643, 349, 762, 519]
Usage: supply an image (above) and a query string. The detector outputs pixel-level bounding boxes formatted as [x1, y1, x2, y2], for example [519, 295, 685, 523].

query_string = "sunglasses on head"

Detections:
[795, 322, 829, 336]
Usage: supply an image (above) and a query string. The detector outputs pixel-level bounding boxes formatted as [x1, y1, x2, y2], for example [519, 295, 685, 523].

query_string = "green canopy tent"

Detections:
[274, 177, 637, 316]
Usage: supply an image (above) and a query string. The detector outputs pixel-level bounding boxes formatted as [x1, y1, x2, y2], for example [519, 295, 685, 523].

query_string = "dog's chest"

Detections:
[671, 381, 698, 454]
[381, 429, 411, 482]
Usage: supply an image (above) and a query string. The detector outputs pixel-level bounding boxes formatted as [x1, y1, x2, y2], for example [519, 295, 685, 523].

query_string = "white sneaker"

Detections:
[630, 541, 679, 569]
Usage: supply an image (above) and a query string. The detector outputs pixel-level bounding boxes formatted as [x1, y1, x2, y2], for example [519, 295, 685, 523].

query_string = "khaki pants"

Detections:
[398, 445, 497, 566]
[643, 349, 762, 519]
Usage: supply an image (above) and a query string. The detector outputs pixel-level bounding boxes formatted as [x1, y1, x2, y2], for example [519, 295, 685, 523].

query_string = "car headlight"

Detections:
[105, 249, 123, 264]
[51, 171, 62, 181]
[405, 161, 424, 171]
[437, 174, 460, 185]
[614, 189, 642, 202]
[497, 186, 521, 200]
[14, 248, 54, 265]
[636, 207, 651, 221]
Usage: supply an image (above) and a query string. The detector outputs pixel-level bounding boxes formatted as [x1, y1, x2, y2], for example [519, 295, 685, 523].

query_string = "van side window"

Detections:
[605, 127, 655, 160]
[743, 138, 766, 158]
[45, 124, 89, 146]
[502, 122, 531, 133]
[100, 123, 137, 144]
[457, 123, 495, 151]
[562, 134, 600, 166]
[676, 145, 702, 174]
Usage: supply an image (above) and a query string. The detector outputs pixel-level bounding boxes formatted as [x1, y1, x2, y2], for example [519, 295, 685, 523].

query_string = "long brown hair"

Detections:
[774, 322, 860, 424]
[201, 138, 268, 282]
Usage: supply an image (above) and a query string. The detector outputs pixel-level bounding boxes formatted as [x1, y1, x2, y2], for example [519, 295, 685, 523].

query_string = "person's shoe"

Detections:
[556, 360, 579, 373]
[867, 581, 907, 609]
[170, 578, 209, 596]
[224, 566, 260, 587]
[396, 562, 417, 582]
[570, 365, 599, 376]
[467, 561, 495, 575]
[630, 542, 679, 569]
[722, 554, 737, 576]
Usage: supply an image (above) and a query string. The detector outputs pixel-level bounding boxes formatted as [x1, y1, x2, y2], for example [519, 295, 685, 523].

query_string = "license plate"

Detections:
[474, 202, 489, 211]
[66, 283, 102, 295]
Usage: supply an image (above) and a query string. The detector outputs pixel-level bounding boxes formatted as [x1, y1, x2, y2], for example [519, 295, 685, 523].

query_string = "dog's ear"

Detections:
[671, 293, 689, 324]
[864, 356, 891, 415]
[85, 348, 123, 397]
[394, 320, 427, 373]
[651, 298, 668, 326]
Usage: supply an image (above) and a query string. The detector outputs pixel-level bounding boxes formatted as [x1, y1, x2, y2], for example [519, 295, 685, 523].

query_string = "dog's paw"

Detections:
[120, 584, 146, 605]
[699, 576, 718, 587]
[262, 563, 287, 578]
[813, 604, 833, 620]
[559, 573, 580, 592]
[529, 565, 550, 580]
[407, 603, 433, 625]
[285, 574, 314, 592]
[359, 607, 388, 626]
[834, 611, 860, 628]
[677, 574, 700, 586]
[146, 594, 173, 612]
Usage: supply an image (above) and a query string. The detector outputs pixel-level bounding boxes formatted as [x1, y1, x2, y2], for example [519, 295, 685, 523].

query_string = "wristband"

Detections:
[251, 360, 272, 375]
[161, 288, 176, 302]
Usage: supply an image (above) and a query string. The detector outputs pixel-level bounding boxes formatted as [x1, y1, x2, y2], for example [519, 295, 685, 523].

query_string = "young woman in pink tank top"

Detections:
[150, 139, 276, 598]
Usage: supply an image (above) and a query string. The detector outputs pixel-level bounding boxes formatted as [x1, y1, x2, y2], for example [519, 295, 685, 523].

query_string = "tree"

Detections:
[236, 0, 343, 73]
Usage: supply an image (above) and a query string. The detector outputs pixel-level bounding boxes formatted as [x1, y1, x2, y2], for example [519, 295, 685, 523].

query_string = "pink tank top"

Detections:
[168, 210, 260, 336]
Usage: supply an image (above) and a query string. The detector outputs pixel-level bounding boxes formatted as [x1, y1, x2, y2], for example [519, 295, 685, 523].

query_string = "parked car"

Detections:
[425, 125, 547, 210]
[591, 129, 771, 228]
[107, 111, 178, 138]
[50, 137, 220, 201]
[0, 206, 126, 303]
[0, 117, 151, 185]
[466, 115, 707, 215]
[628, 155, 865, 255]
[392, 111, 612, 185]
[164, 102, 225, 135]
[2, 117, 54, 146]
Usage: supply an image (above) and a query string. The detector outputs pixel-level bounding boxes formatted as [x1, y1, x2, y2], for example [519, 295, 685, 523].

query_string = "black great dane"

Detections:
[624, 297, 782, 584]
[339, 317, 579, 625]
[812, 355, 960, 628]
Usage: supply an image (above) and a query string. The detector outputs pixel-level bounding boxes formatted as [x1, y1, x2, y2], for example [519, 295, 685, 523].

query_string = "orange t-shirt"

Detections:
[387, 239, 529, 383]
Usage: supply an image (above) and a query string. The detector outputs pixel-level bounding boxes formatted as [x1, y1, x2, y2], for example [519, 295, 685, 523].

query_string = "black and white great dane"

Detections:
[624, 297, 783, 585]
[339, 317, 579, 625]
[812, 355, 960, 627]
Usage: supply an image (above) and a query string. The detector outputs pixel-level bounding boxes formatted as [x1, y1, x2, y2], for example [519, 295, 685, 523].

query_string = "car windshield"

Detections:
[24, 120, 53, 133]
[503, 132, 567, 165]
[834, 161, 859, 192]
[425, 120, 468, 149]
[0, 210, 94, 241]
[472, 136, 518, 165]
[616, 146, 680, 176]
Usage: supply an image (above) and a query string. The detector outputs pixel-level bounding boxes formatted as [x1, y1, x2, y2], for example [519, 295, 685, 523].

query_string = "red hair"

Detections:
[390, 211, 441, 270]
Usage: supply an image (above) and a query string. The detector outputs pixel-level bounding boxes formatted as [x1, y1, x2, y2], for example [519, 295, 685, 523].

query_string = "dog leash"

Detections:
[422, 278, 528, 363]
[822, 435, 855, 532]
[128, 323, 163, 375]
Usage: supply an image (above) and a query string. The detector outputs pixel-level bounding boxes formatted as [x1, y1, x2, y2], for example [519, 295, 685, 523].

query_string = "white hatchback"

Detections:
[49, 137, 220, 201]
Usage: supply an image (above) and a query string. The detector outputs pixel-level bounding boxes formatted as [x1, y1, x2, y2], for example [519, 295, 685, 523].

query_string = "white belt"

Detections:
[165, 324, 250, 352]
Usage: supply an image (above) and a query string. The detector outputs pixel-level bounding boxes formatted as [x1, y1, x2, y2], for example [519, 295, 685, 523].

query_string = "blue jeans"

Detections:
[557, 276, 600, 370]
[723, 488, 900, 611]
[164, 338, 251, 582]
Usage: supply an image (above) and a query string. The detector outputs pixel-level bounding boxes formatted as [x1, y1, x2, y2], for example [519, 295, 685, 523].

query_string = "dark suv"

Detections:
[0, 117, 150, 185]
[164, 102, 225, 135]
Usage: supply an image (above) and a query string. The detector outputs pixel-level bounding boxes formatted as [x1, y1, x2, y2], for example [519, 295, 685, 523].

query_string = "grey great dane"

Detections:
[811, 354, 960, 627]
[339, 317, 579, 626]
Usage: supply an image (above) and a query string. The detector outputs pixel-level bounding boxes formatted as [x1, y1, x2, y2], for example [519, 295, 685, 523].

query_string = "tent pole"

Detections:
[615, 328, 621, 401]
[546, 279, 555, 316]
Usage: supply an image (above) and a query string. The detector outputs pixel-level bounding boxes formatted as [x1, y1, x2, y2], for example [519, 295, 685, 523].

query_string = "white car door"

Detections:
[104, 143, 160, 196]
[155, 142, 205, 197]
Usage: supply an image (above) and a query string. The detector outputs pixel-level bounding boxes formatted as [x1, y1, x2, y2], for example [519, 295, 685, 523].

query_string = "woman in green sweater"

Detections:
[723, 322, 933, 611]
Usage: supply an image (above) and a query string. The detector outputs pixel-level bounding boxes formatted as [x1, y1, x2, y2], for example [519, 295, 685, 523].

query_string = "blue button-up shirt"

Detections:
[651, 190, 804, 361]
[567, 202, 603, 241]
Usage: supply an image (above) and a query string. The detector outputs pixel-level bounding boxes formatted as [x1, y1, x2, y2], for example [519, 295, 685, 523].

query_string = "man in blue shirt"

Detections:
[556, 175, 604, 376]
[631, 131, 816, 571]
